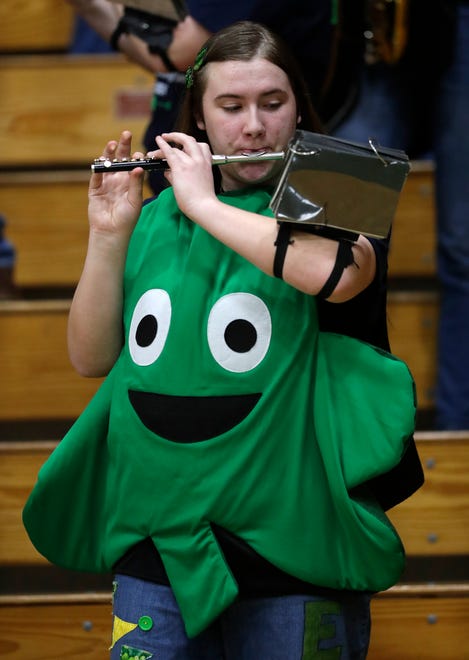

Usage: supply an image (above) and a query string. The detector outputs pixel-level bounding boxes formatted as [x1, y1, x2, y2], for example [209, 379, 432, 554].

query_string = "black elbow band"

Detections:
[317, 239, 357, 299]
[273, 223, 294, 279]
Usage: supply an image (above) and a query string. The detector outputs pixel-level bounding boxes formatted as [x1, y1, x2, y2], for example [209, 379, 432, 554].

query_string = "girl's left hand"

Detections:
[150, 132, 217, 219]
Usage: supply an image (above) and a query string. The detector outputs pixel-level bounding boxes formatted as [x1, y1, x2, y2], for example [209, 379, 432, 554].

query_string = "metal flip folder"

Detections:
[270, 130, 410, 240]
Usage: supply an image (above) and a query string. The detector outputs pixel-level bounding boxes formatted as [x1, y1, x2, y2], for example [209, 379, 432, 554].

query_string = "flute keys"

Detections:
[93, 157, 113, 169]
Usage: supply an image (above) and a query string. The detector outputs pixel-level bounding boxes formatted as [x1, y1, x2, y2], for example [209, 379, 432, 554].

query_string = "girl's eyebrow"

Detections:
[214, 89, 287, 102]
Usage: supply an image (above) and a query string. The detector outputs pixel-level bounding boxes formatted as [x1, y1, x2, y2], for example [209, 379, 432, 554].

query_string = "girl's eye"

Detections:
[264, 101, 282, 111]
[223, 105, 241, 113]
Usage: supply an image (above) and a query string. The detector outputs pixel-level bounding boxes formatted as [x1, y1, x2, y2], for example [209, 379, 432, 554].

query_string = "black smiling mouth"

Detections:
[128, 390, 262, 442]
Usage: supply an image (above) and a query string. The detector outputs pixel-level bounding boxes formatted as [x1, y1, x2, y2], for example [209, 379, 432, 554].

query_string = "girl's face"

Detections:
[196, 57, 300, 192]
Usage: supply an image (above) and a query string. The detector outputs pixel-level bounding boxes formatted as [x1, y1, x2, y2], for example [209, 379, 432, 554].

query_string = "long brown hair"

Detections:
[176, 20, 324, 141]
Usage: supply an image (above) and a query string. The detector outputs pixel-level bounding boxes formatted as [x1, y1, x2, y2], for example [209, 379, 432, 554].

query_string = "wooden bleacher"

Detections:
[388, 160, 436, 278]
[387, 431, 469, 556]
[0, 54, 155, 170]
[388, 159, 438, 415]
[0, 594, 112, 658]
[0, 300, 102, 422]
[369, 583, 469, 658]
[387, 290, 438, 411]
[0, 171, 153, 290]
[0, 0, 75, 54]
[0, 172, 89, 289]
[0, 441, 58, 566]
[0, 52, 155, 295]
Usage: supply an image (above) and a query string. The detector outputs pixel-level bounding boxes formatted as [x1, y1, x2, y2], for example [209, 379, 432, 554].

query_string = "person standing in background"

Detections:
[334, 0, 469, 430]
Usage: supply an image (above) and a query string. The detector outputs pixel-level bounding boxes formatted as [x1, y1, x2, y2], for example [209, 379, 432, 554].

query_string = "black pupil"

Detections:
[136, 314, 158, 347]
[224, 319, 257, 353]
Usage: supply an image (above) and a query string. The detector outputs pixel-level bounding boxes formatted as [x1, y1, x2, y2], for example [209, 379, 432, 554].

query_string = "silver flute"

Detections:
[91, 151, 285, 173]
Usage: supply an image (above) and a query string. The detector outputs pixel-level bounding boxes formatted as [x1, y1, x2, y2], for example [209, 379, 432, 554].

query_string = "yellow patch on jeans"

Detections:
[111, 615, 137, 648]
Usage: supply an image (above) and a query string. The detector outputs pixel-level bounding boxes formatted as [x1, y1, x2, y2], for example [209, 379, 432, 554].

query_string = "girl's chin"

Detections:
[220, 162, 281, 191]
[235, 163, 277, 184]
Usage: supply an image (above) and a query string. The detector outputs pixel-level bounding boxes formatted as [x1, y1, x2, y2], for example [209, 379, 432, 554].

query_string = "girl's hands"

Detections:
[150, 132, 217, 219]
[89, 130, 145, 237]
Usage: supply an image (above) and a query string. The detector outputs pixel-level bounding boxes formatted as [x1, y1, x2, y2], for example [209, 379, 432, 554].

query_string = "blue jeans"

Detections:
[334, 4, 469, 429]
[110, 574, 371, 659]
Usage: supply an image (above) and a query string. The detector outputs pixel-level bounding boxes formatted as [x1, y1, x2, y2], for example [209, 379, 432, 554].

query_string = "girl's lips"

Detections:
[239, 149, 270, 156]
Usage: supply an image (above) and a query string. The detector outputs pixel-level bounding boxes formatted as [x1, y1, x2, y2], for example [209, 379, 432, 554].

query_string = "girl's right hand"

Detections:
[88, 130, 145, 238]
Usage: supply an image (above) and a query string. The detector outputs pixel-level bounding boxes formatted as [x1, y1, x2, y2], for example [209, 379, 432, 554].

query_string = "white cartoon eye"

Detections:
[129, 289, 171, 366]
[207, 293, 271, 373]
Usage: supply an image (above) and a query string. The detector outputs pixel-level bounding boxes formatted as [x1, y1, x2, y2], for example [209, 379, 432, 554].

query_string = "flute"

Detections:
[91, 151, 285, 173]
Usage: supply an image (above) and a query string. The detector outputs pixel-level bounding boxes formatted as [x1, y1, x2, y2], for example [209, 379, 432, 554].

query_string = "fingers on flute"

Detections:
[115, 130, 133, 159]
[100, 140, 118, 161]
[100, 131, 133, 159]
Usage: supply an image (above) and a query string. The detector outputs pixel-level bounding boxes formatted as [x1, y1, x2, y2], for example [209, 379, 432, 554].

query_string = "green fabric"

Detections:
[23, 187, 416, 637]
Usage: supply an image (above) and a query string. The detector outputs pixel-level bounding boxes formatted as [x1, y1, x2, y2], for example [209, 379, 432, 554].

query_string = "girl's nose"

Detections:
[243, 107, 266, 136]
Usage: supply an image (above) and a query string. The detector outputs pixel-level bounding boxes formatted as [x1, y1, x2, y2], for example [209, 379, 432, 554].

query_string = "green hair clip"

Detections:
[185, 46, 208, 88]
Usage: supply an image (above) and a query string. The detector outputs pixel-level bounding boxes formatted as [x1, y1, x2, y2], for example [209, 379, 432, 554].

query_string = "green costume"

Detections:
[23, 187, 416, 637]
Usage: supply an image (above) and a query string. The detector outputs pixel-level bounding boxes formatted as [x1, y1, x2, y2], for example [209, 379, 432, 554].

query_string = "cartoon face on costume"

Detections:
[126, 289, 273, 442]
